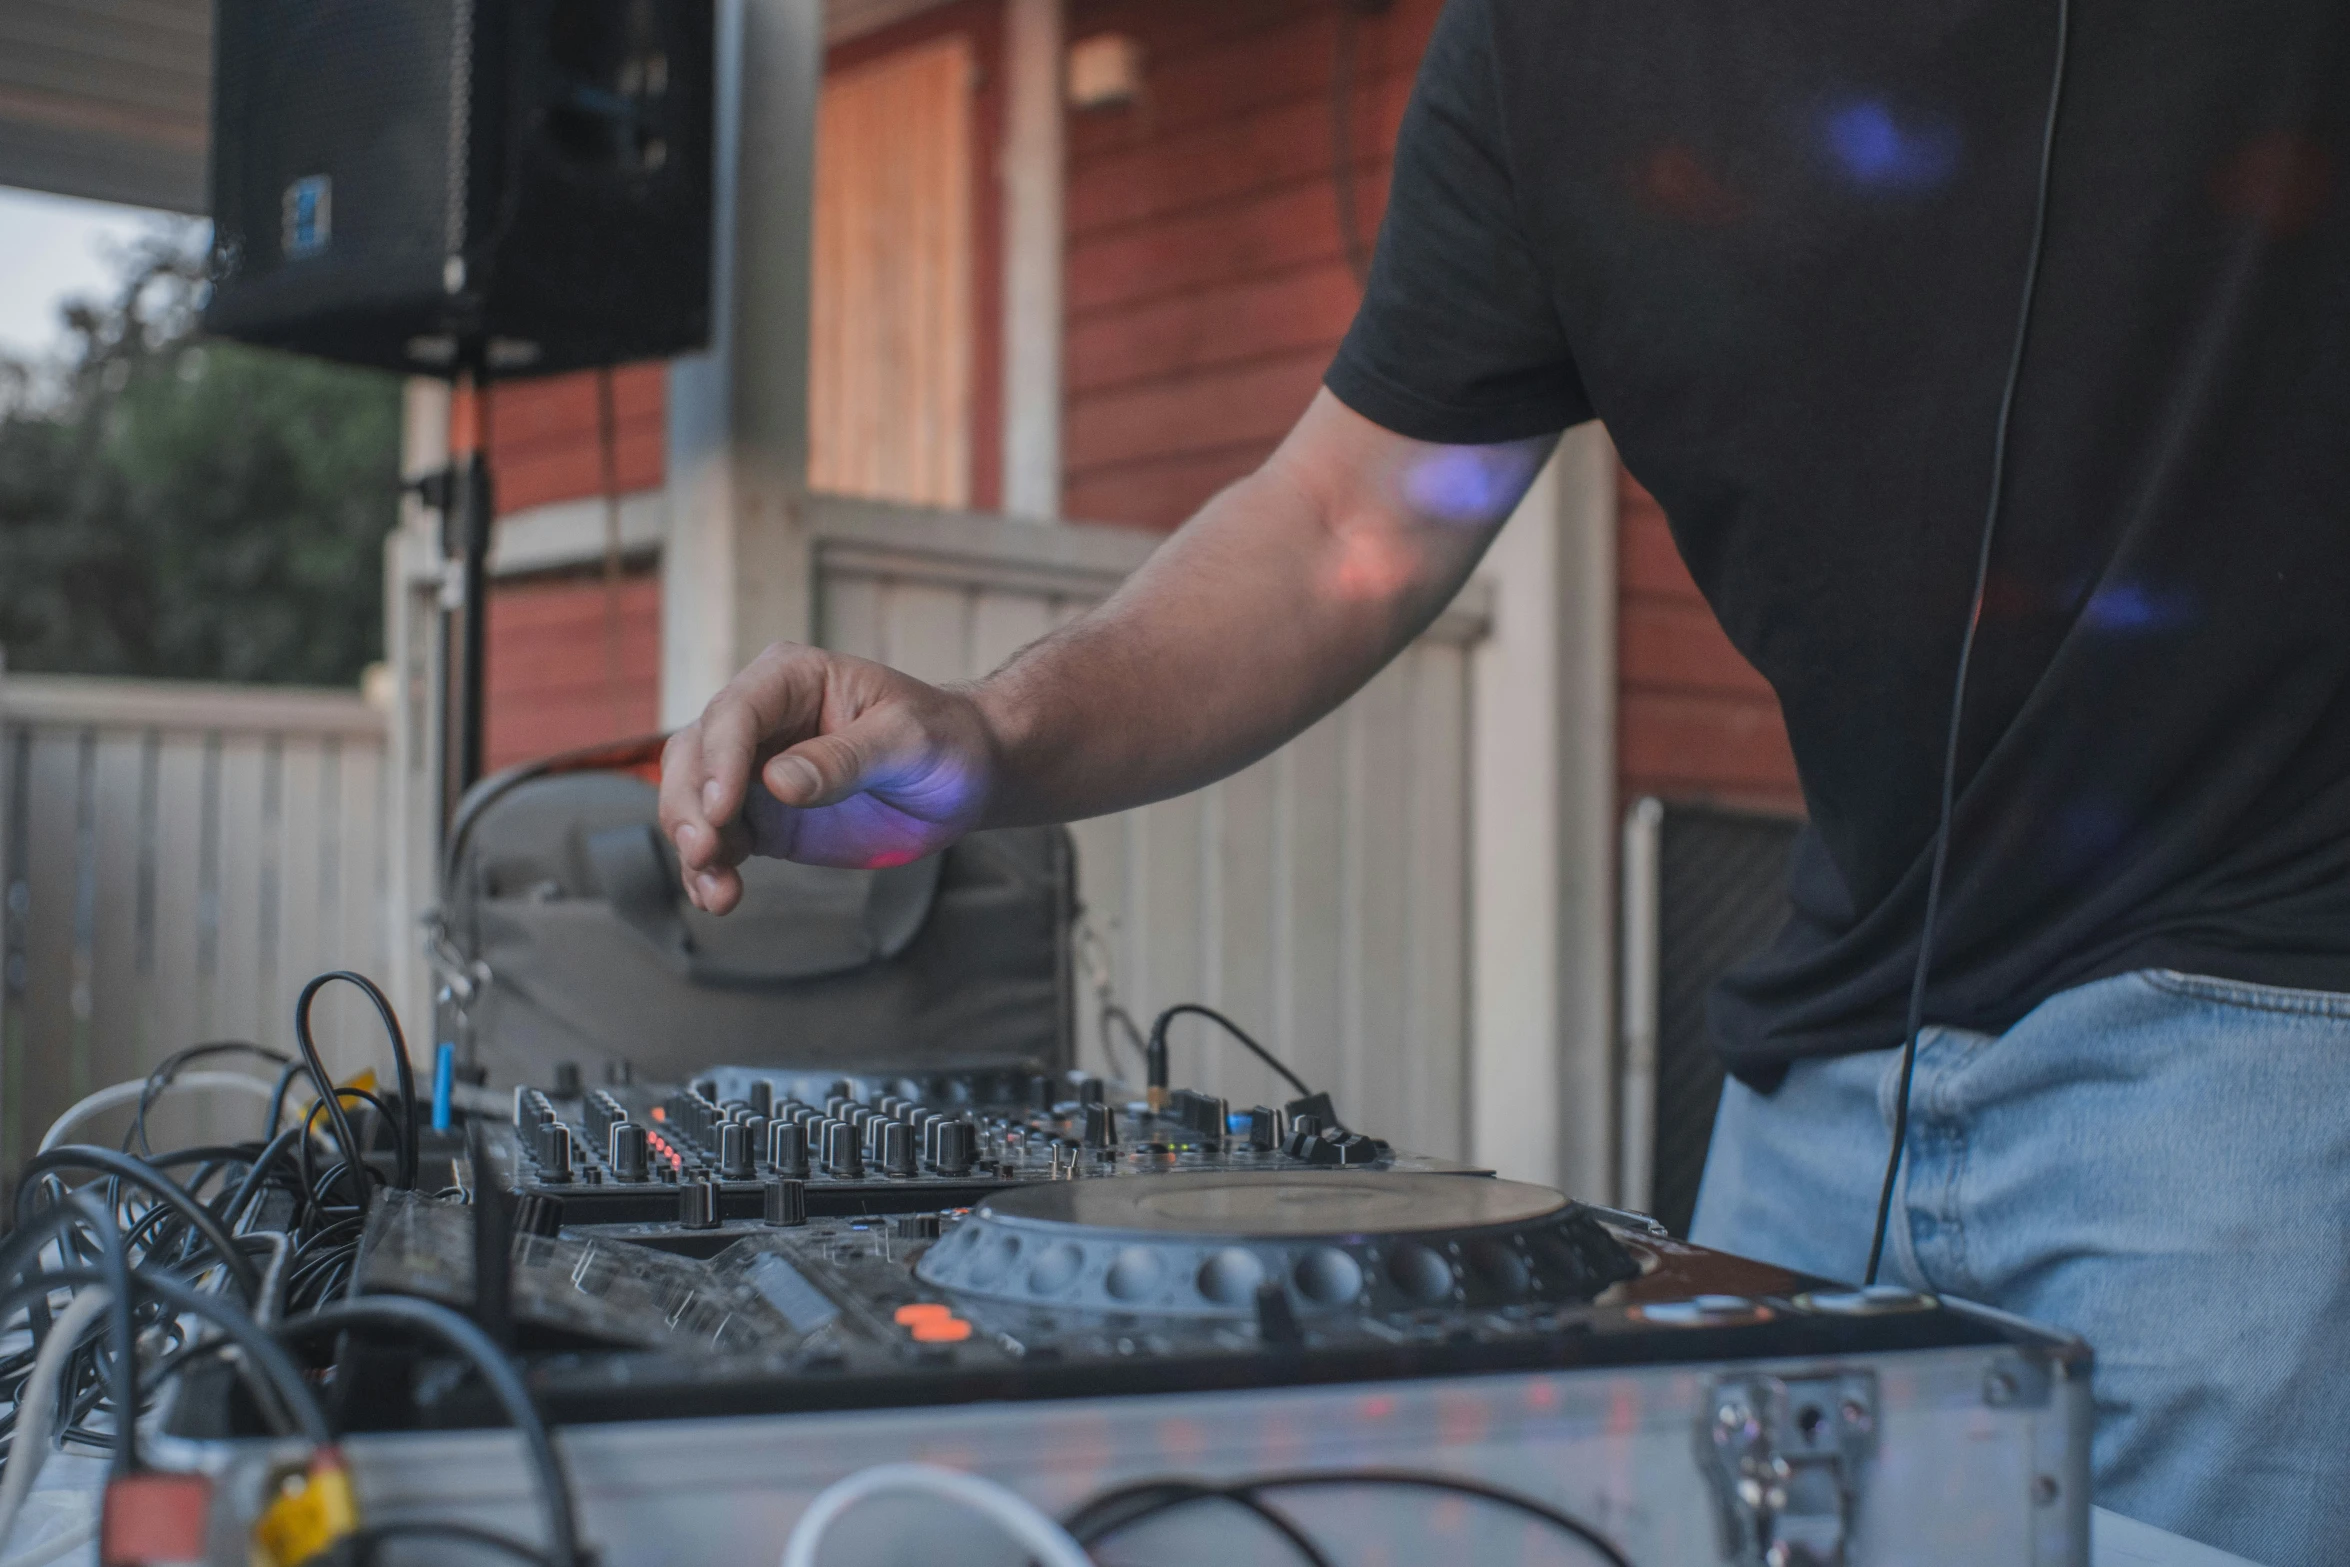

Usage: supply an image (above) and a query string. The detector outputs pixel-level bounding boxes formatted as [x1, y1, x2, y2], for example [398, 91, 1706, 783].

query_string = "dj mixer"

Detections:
[161, 1064, 2096, 1564]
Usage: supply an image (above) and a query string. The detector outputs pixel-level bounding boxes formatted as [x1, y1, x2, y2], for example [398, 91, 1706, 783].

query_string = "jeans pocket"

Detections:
[2140, 968, 2350, 1019]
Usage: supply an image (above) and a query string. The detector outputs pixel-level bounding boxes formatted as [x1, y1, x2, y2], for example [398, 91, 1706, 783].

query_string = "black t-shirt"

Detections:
[1327, 0, 2350, 1083]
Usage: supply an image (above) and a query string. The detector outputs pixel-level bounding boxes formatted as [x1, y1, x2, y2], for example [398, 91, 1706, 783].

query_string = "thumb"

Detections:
[761, 708, 913, 809]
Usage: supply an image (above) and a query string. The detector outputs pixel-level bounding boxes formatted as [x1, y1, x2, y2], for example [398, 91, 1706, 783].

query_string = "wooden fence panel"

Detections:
[810, 512, 1489, 1160]
[0, 676, 392, 1169]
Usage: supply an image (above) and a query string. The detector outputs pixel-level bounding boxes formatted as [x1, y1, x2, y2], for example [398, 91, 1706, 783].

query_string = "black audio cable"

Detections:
[1866, 0, 2074, 1287]
[1145, 1004, 1313, 1103]
[125, 1040, 291, 1156]
[1066, 1479, 1334, 1567]
[295, 970, 421, 1193]
[277, 1297, 584, 1567]
[1067, 1469, 1634, 1567]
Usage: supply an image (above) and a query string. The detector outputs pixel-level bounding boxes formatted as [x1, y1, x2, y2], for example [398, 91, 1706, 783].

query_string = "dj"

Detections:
[663, 3, 2350, 1560]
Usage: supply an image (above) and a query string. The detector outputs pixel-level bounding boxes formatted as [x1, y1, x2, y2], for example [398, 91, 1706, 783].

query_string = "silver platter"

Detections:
[975, 1172, 1568, 1238]
[916, 1173, 1632, 1319]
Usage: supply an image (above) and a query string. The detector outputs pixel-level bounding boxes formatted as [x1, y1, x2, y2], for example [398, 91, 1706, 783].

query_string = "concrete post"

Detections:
[663, 0, 826, 726]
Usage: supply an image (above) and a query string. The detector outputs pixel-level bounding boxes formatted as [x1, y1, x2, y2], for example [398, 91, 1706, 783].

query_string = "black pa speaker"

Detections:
[204, 0, 713, 377]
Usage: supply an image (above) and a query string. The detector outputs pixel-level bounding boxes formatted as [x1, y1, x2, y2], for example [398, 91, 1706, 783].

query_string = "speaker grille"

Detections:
[205, 0, 712, 375]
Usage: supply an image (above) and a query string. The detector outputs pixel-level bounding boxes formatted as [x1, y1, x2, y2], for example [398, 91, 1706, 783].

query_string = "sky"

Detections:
[0, 185, 175, 362]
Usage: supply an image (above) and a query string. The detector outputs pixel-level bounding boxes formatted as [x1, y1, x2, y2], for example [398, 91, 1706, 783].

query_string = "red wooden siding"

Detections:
[484, 566, 664, 773]
[487, 365, 668, 518]
[478, 365, 668, 767]
[1062, 0, 1434, 529]
[1617, 471, 1804, 815]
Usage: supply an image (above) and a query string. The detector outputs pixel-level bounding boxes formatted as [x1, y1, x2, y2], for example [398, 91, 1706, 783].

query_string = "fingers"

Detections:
[695, 643, 829, 830]
[658, 728, 747, 912]
[659, 644, 834, 910]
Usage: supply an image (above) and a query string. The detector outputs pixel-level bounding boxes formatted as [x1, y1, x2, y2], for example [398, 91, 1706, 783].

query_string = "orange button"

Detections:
[649, 1106, 666, 1122]
[910, 1317, 973, 1344]
[894, 1303, 952, 1326]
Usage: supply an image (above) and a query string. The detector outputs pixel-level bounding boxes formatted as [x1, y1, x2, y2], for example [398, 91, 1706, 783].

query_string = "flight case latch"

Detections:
[1699, 1370, 1877, 1567]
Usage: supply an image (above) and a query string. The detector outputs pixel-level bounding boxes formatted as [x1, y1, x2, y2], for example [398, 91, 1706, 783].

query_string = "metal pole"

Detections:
[445, 365, 495, 813]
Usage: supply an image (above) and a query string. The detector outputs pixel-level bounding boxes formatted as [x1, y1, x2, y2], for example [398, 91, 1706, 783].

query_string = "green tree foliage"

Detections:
[0, 231, 401, 686]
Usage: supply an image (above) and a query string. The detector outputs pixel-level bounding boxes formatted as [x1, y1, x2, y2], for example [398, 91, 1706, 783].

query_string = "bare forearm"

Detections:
[659, 393, 1553, 907]
[972, 395, 1553, 828]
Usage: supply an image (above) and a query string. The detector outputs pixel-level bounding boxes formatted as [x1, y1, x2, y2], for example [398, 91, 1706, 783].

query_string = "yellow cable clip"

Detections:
[251, 1449, 360, 1567]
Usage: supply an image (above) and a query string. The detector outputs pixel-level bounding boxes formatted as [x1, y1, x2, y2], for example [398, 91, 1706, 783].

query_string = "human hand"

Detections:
[657, 643, 998, 913]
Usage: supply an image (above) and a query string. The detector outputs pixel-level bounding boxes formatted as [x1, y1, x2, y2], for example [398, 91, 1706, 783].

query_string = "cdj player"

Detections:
[165, 1064, 2093, 1565]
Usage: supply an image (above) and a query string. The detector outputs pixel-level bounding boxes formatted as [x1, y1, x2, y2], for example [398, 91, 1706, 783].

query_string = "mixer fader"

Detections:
[499, 1067, 1479, 1227]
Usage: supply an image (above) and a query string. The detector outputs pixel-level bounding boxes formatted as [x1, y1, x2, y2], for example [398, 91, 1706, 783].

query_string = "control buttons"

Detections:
[677, 1176, 721, 1230]
[893, 1302, 973, 1343]
[1635, 1294, 1769, 1326]
[768, 1119, 809, 1179]
[1795, 1286, 1936, 1316]
[609, 1121, 649, 1183]
[541, 1123, 573, 1183]
[514, 1191, 564, 1238]
[933, 1120, 977, 1176]
[1243, 1106, 1285, 1151]
[1293, 1126, 1380, 1166]
[882, 1120, 915, 1178]
[763, 1177, 807, 1228]
[718, 1121, 753, 1182]
[823, 1119, 865, 1179]
[1082, 1101, 1118, 1150]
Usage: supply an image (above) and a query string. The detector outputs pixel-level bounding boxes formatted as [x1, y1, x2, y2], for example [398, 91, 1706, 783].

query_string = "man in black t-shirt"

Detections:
[662, 3, 2350, 1558]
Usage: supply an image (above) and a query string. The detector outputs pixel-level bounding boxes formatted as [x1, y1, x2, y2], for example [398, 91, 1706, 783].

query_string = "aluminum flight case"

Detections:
[167, 1208, 2091, 1567]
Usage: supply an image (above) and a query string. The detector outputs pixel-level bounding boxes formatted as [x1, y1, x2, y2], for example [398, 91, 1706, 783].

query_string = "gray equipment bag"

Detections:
[438, 744, 1075, 1088]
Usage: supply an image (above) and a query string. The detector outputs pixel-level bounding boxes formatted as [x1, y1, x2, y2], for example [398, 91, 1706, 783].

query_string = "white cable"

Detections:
[39, 1072, 277, 1153]
[780, 1463, 1093, 1567]
[0, 1511, 95, 1567]
[0, 1287, 112, 1553]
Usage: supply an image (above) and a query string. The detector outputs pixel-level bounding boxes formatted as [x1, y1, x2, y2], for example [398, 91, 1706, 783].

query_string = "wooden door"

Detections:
[811, 33, 976, 508]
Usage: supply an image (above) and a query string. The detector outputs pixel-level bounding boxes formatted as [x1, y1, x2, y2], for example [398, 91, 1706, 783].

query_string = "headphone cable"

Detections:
[1866, 0, 2074, 1286]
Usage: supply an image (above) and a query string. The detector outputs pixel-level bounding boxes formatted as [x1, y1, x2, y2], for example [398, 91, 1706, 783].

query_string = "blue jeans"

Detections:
[1691, 970, 2350, 1567]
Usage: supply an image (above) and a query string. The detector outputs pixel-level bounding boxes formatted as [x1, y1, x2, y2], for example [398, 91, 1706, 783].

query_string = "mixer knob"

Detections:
[1082, 1101, 1119, 1150]
[1243, 1106, 1284, 1151]
[824, 1120, 865, 1179]
[512, 1085, 533, 1128]
[740, 1114, 770, 1160]
[719, 1121, 754, 1181]
[763, 1177, 807, 1228]
[768, 1119, 810, 1178]
[824, 1094, 852, 1118]
[553, 1061, 581, 1098]
[541, 1123, 573, 1183]
[677, 1177, 721, 1230]
[515, 1192, 564, 1239]
[748, 1080, 773, 1118]
[691, 1078, 718, 1103]
[934, 1120, 976, 1176]
[609, 1122, 649, 1182]
[882, 1120, 915, 1177]
[1285, 1115, 1324, 1158]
